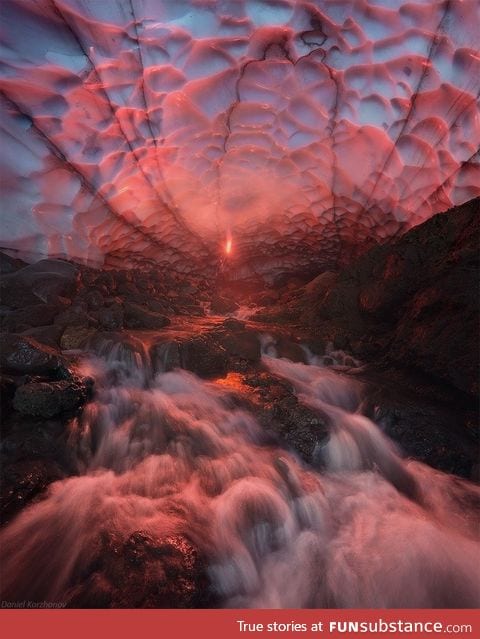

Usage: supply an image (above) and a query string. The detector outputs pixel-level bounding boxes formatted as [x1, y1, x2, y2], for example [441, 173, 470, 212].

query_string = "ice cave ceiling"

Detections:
[0, 0, 479, 278]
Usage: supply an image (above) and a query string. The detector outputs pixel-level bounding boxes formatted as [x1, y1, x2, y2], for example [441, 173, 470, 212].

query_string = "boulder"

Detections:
[0, 251, 27, 274]
[124, 302, 170, 330]
[13, 379, 89, 418]
[69, 531, 214, 608]
[0, 334, 65, 376]
[215, 328, 261, 363]
[210, 295, 239, 314]
[3, 303, 63, 332]
[150, 340, 182, 374]
[92, 303, 124, 331]
[20, 324, 64, 348]
[60, 325, 97, 350]
[179, 335, 228, 377]
[0, 259, 79, 308]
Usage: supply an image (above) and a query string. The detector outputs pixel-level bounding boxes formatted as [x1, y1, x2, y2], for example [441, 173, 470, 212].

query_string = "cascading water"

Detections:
[0, 333, 478, 608]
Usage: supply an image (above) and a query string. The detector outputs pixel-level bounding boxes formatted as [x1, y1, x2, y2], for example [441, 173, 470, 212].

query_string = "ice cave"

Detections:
[0, 0, 479, 610]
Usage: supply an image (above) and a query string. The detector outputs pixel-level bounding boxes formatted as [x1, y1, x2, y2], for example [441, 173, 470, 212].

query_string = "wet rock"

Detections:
[0, 259, 79, 308]
[179, 335, 228, 378]
[241, 371, 329, 462]
[275, 337, 308, 363]
[215, 328, 261, 363]
[210, 295, 239, 314]
[13, 379, 89, 418]
[1, 459, 64, 525]
[69, 531, 214, 608]
[0, 374, 16, 417]
[60, 325, 97, 350]
[20, 324, 64, 349]
[77, 288, 105, 310]
[124, 302, 170, 330]
[0, 251, 27, 274]
[92, 303, 124, 331]
[0, 334, 65, 376]
[222, 318, 245, 331]
[54, 305, 98, 329]
[3, 303, 63, 332]
[150, 340, 182, 373]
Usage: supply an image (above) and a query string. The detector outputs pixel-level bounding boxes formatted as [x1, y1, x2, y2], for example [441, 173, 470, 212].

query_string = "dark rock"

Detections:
[179, 335, 228, 378]
[222, 318, 245, 331]
[124, 302, 171, 330]
[54, 306, 98, 329]
[3, 303, 62, 332]
[1, 459, 64, 525]
[0, 374, 16, 417]
[264, 198, 479, 399]
[92, 303, 124, 331]
[210, 295, 239, 314]
[0, 334, 65, 376]
[68, 531, 214, 608]
[150, 340, 182, 373]
[275, 337, 308, 363]
[20, 324, 64, 349]
[77, 288, 105, 310]
[241, 371, 329, 462]
[0, 259, 79, 308]
[0, 251, 27, 274]
[13, 378, 89, 418]
[60, 325, 97, 350]
[215, 328, 261, 363]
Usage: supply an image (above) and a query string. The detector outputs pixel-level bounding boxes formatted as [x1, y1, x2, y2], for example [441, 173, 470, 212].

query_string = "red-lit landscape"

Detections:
[0, 0, 479, 610]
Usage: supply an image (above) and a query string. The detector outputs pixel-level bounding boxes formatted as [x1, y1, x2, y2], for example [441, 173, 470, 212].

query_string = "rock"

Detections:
[68, 531, 214, 608]
[54, 305, 98, 329]
[124, 302, 170, 330]
[60, 325, 97, 350]
[241, 371, 329, 462]
[0, 259, 79, 308]
[20, 324, 64, 348]
[3, 303, 63, 332]
[92, 303, 124, 331]
[215, 328, 261, 363]
[179, 335, 228, 377]
[0, 251, 27, 274]
[13, 379, 89, 418]
[222, 318, 245, 331]
[0, 334, 65, 376]
[210, 295, 239, 314]
[0, 374, 17, 417]
[1, 459, 64, 525]
[150, 340, 182, 374]
[275, 337, 308, 363]
[77, 288, 105, 310]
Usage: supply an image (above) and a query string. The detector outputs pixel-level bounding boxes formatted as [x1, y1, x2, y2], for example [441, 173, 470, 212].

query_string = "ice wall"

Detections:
[1, 0, 479, 275]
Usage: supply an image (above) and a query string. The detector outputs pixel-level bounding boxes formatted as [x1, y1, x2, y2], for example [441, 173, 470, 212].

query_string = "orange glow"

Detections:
[225, 238, 232, 255]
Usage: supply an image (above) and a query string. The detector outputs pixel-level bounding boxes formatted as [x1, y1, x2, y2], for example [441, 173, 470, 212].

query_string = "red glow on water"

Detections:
[225, 238, 232, 255]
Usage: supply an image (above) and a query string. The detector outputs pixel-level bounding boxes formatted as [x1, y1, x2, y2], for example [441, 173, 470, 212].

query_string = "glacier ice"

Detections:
[0, 0, 479, 277]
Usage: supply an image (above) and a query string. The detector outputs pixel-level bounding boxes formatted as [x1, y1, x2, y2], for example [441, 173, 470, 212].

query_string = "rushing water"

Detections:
[0, 333, 479, 608]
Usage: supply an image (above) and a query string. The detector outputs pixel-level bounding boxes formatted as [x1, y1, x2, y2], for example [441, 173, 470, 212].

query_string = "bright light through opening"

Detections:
[225, 238, 232, 255]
